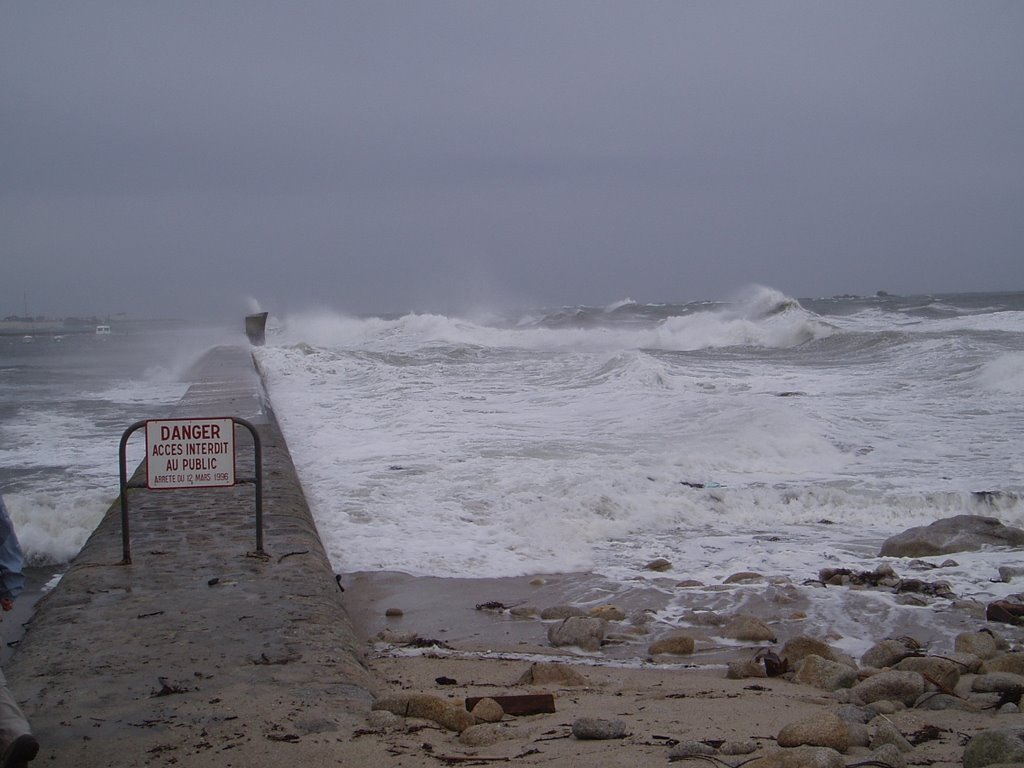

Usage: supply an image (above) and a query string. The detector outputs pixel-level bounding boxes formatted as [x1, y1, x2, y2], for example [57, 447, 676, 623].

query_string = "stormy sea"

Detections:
[3, 287, 1023, 659]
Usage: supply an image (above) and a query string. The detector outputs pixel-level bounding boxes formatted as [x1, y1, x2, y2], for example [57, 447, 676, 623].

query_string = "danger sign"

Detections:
[145, 418, 235, 489]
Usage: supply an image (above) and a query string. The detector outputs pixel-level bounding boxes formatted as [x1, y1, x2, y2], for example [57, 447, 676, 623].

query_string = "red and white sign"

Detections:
[145, 418, 235, 489]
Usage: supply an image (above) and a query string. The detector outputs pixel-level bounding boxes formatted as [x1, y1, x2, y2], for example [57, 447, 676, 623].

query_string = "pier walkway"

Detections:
[6, 346, 376, 767]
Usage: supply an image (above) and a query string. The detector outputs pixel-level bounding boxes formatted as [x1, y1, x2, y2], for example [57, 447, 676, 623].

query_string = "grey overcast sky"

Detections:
[2, 2, 1023, 321]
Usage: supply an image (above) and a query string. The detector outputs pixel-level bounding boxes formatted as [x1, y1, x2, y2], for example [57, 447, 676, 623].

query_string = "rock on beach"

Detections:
[743, 746, 846, 768]
[957, 630, 1002, 660]
[516, 661, 589, 687]
[984, 652, 1024, 676]
[571, 717, 628, 740]
[776, 710, 850, 752]
[963, 727, 1024, 768]
[849, 670, 925, 707]
[793, 654, 857, 691]
[860, 637, 921, 669]
[893, 655, 961, 692]
[469, 697, 505, 723]
[372, 693, 476, 733]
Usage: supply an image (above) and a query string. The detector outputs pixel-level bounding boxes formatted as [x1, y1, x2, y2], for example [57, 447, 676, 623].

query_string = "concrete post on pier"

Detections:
[245, 311, 269, 346]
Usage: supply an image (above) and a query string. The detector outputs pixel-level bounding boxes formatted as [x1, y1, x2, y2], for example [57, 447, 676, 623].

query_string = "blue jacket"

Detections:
[0, 496, 26, 602]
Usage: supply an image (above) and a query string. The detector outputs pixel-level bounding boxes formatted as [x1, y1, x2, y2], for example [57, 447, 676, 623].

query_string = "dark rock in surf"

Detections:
[987, 600, 1024, 626]
[998, 565, 1024, 582]
[547, 616, 607, 651]
[539, 605, 586, 620]
[721, 614, 776, 643]
[644, 557, 673, 572]
[724, 571, 766, 584]
[818, 564, 899, 588]
[879, 515, 1024, 558]
[588, 604, 626, 621]
[648, 632, 696, 656]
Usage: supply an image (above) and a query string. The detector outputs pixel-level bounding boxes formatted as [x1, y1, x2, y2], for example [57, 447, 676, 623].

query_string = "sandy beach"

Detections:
[331, 569, 1024, 767]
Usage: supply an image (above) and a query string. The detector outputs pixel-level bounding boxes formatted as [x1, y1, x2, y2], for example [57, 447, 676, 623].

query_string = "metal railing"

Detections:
[117, 417, 264, 564]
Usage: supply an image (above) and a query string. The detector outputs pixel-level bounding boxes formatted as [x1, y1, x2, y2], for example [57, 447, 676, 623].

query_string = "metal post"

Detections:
[232, 417, 265, 555]
[118, 419, 148, 565]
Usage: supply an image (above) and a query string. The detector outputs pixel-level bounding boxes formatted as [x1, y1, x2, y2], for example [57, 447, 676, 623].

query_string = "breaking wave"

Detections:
[274, 286, 834, 353]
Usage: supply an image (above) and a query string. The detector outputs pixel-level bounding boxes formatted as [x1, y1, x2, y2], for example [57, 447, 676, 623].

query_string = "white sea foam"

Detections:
[7, 488, 110, 564]
[977, 352, 1024, 394]
[258, 300, 1020, 568]
[252, 291, 1024, 655]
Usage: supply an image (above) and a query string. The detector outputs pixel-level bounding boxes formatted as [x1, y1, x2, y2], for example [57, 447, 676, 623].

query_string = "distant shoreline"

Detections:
[0, 317, 193, 337]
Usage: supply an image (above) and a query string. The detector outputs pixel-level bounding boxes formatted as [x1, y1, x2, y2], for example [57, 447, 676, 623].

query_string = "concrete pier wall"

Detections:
[7, 346, 375, 767]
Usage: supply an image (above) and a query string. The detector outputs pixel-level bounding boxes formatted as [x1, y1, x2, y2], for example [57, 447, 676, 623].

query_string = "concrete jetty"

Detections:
[7, 346, 376, 767]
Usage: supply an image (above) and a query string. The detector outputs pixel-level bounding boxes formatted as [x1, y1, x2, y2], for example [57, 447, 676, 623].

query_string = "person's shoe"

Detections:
[0, 734, 38, 767]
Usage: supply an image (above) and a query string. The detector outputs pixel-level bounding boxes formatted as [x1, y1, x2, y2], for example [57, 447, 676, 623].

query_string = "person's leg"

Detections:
[0, 668, 35, 766]
[0, 670, 29, 745]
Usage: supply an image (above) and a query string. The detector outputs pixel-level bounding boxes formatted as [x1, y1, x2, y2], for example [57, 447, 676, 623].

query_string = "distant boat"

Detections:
[95, 325, 111, 335]
[22, 335, 34, 343]
[53, 335, 64, 342]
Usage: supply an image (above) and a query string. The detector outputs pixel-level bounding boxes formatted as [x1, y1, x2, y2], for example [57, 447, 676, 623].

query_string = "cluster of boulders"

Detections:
[710, 628, 1024, 767]
[369, 632, 1024, 766]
